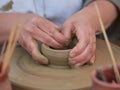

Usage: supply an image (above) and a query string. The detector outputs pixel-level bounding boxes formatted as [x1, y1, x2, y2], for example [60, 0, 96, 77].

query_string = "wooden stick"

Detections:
[6, 24, 22, 65]
[2, 24, 17, 71]
[94, 2, 120, 83]
[2, 23, 22, 72]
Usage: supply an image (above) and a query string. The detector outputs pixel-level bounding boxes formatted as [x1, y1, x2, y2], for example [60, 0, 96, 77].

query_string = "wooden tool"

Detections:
[2, 22, 22, 72]
[94, 2, 120, 83]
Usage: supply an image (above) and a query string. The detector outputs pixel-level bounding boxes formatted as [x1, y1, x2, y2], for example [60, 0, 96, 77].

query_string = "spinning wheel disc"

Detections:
[9, 39, 120, 90]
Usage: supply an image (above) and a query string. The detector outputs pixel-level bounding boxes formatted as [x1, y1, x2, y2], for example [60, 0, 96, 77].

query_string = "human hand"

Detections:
[18, 14, 67, 64]
[61, 11, 96, 66]
[0, 61, 11, 90]
[61, 0, 118, 67]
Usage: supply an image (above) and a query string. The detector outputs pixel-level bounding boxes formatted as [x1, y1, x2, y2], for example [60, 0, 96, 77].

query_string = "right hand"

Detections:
[18, 14, 67, 64]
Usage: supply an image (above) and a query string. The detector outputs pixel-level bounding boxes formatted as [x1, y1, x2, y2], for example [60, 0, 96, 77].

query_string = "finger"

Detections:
[25, 24, 63, 49]
[61, 22, 73, 40]
[69, 43, 94, 65]
[33, 17, 67, 44]
[30, 39, 48, 64]
[72, 43, 95, 66]
[19, 33, 48, 64]
[89, 55, 96, 64]
[88, 30, 96, 65]
[61, 23, 75, 47]
[70, 30, 96, 65]
[70, 25, 90, 58]
[72, 57, 95, 68]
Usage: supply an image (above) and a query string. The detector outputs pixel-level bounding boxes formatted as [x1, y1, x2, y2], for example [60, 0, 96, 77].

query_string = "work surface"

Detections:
[9, 39, 120, 90]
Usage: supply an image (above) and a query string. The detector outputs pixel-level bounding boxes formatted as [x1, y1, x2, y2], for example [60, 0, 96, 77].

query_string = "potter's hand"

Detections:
[61, 11, 96, 66]
[0, 61, 11, 90]
[61, 0, 118, 66]
[18, 14, 66, 64]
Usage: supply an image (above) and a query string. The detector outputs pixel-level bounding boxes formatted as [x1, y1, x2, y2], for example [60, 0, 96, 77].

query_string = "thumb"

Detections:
[19, 34, 48, 64]
[31, 39, 48, 64]
[61, 23, 73, 46]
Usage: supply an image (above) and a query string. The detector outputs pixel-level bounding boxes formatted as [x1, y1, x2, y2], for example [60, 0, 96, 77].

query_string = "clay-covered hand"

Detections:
[61, 11, 96, 66]
[18, 14, 67, 64]
[0, 61, 11, 90]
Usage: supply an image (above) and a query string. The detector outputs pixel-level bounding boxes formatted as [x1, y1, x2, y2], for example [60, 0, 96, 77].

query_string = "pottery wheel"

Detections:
[9, 39, 120, 90]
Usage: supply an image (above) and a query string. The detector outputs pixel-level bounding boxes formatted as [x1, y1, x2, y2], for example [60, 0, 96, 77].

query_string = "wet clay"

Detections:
[41, 36, 77, 69]
[41, 44, 71, 69]
[9, 39, 120, 90]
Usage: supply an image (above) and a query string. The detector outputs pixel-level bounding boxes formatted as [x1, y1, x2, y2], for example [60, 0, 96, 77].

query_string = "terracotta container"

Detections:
[91, 65, 120, 90]
[41, 44, 71, 69]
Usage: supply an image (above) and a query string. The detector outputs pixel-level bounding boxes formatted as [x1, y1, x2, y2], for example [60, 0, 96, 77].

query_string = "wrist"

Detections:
[80, 0, 118, 34]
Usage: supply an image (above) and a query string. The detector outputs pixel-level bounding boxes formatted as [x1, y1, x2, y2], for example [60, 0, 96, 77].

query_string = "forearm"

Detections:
[0, 13, 34, 44]
[79, 0, 118, 33]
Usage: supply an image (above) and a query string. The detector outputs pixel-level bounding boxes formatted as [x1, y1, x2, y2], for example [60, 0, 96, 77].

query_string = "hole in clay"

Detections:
[50, 36, 77, 50]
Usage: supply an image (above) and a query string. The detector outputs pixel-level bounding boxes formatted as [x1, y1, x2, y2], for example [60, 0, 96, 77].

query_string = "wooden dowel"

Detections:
[5, 24, 22, 66]
[2, 23, 22, 72]
[2, 24, 17, 71]
[94, 2, 120, 83]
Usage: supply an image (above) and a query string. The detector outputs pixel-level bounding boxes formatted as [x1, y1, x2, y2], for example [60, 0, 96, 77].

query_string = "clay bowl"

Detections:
[91, 65, 120, 90]
[41, 44, 71, 69]
[41, 36, 77, 69]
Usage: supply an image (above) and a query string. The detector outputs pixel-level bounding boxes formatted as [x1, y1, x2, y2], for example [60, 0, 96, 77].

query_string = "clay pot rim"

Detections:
[42, 44, 71, 52]
[91, 64, 120, 88]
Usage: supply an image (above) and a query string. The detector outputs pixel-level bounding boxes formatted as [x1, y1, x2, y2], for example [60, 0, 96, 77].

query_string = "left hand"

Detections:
[18, 14, 67, 64]
[61, 11, 96, 66]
